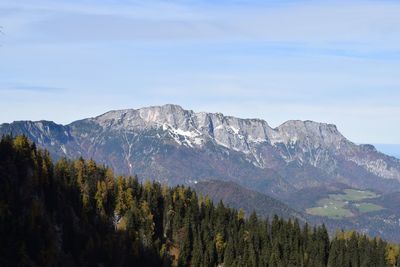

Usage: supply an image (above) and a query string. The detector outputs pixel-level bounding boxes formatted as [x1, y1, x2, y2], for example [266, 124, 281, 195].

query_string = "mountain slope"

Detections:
[193, 180, 305, 221]
[2, 104, 400, 241]
[1, 104, 399, 198]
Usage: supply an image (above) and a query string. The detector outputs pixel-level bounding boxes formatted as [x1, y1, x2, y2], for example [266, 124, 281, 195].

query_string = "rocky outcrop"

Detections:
[1, 104, 400, 196]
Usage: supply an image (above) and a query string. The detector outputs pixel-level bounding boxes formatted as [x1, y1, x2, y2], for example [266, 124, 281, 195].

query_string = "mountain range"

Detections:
[1, 104, 400, 241]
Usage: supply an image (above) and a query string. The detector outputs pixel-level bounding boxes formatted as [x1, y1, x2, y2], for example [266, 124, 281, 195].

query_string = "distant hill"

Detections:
[193, 180, 305, 221]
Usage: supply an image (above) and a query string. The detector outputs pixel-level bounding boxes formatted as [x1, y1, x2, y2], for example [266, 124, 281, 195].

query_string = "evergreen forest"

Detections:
[1, 135, 399, 267]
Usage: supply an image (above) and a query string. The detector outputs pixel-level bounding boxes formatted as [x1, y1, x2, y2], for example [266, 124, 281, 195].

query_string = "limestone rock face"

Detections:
[1, 104, 400, 196]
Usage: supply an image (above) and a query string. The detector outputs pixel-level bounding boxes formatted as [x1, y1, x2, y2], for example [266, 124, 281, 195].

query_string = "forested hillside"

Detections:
[1, 135, 399, 266]
[193, 180, 305, 221]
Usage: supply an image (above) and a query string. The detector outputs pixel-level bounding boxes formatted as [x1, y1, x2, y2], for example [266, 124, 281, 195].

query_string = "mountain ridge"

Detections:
[2, 104, 400, 241]
[1, 104, 400, 196]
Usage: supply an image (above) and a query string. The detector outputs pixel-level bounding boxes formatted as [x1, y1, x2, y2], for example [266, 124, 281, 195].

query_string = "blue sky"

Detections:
[0, 0, 399, 144]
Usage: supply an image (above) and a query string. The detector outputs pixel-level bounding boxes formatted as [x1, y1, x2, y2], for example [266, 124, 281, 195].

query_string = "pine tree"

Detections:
[190, 235, 203, 267]
[177, 214, 192, 267]
[95, 181, 107, 218]
[224, 237, 235, 266]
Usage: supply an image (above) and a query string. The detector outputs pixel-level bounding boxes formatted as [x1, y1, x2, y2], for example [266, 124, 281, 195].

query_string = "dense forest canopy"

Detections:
[0, 135, 399, 266]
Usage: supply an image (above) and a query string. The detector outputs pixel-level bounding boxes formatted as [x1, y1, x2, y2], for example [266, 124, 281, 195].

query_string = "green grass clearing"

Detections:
[306, 189, 381, 219]
[306, 205, 353, 218]
[331, 189, 379, 201]
[354, 203, 384, 213]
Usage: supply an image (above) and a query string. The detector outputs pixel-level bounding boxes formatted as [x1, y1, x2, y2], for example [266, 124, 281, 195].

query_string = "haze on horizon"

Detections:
[0, 0, 399, 145]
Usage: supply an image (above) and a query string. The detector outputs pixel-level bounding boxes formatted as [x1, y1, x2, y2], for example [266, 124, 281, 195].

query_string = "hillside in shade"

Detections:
[193, 180, 305, 221]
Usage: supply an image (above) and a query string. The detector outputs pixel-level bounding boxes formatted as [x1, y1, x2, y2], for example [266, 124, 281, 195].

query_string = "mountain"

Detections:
[2, 104, 400, 241]
[2, 104, 400, 198]
[192, 180, 305, 221]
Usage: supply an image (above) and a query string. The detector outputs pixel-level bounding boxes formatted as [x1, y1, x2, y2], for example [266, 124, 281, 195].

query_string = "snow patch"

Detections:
[229, 126, 240, 134]
[173, 128, 198, 138]
[163, 123, 204, 148]
[60, 145, 67, 154]
[248, 136, 266, 143]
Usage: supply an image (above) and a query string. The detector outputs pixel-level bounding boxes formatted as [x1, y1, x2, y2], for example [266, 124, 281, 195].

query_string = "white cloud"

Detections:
[1, 0, 400, 52]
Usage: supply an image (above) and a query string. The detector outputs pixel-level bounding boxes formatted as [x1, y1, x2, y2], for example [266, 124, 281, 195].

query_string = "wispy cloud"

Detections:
[1, 0, 400, 53]
[0, 83, 66, 92]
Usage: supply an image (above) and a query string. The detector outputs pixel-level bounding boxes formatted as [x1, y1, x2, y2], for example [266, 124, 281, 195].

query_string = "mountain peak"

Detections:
[278, 120, 339, 132]
[270, 119, 345, 147]
[92, 104, 191, 129]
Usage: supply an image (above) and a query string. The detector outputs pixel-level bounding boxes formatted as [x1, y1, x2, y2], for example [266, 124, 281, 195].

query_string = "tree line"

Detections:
[0, 135, 399, 266]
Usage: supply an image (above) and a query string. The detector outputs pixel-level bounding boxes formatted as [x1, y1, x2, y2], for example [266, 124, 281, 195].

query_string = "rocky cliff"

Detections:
[2, 104, 400, 197]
